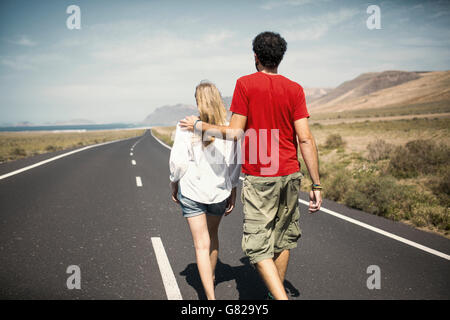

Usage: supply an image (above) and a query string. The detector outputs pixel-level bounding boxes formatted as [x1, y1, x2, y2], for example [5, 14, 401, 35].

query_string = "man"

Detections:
[180, 31, 322, 300]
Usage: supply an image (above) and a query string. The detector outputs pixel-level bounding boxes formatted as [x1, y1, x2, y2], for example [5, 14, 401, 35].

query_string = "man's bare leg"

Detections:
[273, 249, 290, 283]
[255, 258, 288, 300]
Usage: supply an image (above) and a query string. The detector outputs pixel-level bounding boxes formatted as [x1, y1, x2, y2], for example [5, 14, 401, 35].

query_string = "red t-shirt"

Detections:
[230, 72, 309, 177]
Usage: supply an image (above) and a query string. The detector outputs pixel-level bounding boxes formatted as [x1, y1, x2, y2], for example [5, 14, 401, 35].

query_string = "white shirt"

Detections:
[169, 123, 241, 204]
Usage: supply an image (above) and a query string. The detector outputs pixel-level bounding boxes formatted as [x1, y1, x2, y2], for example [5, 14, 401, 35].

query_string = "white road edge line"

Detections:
[151, 237, 183, 300]
[150, 129, 172, 150]
[131, 160, 136, 165]
[0, 136, 137, 181]
[298, 198, 450, 261]
[136, 176, 143, 187]
[153, 134, 450, 261]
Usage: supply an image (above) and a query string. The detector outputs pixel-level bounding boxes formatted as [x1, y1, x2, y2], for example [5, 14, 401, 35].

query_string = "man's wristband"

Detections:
[312, 183, 322, 191]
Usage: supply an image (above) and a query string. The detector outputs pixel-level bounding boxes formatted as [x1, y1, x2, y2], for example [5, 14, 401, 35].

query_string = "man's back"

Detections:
[230, 71, 310, 177]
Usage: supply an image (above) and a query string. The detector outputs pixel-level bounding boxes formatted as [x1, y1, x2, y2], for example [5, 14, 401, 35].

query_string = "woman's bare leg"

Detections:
[206, 215, 222, 282]
[186, 214, 215, 300]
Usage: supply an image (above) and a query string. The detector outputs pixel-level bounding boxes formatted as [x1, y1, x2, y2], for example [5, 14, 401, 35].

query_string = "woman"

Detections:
[169, 81, 241, 300]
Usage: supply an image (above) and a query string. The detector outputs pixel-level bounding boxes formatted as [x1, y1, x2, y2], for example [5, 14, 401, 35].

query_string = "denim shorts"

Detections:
[178, 190, 228, 218]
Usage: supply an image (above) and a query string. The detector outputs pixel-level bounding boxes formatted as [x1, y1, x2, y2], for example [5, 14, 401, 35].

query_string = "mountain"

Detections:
[143, 96, 235, 126]
[143, 70, 450, 125]
[304, 87, 333, 103]
[14, 121, 34, 127]
[309, 70, 424, 112]
[142, 103, 198, 126]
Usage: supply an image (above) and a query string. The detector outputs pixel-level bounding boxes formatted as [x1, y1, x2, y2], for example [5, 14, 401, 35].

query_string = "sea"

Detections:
[0, 123, 146, 132]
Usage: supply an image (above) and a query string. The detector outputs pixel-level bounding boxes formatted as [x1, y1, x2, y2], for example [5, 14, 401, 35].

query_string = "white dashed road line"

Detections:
[151, 237, 183, 300]
[136, 176, 142, 187]
[131, 160, 136, 165]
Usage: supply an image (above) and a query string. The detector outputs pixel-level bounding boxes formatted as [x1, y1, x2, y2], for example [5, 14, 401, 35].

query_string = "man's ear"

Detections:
[254, 54, 261, 71]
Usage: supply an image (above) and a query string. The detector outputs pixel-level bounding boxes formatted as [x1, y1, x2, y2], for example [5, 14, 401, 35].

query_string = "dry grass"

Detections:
[302, 118, 450, 237]
[0, 129, 146, 163]
[310, 100, 450, 121]
[310, 117, 450, 155]
[152, 126, 176, 147]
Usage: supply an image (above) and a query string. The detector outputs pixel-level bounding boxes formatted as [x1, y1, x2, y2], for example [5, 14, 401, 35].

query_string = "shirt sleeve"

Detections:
[169, 124, 190, 182]
[293, 86, 310, 121]
[230, 79, 249, 116]
[227, 139, 242, 188]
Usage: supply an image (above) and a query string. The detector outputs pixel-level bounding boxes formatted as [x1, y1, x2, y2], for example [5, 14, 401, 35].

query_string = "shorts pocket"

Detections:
[241, 223, 270, 261]
[286, 221, 301, 243]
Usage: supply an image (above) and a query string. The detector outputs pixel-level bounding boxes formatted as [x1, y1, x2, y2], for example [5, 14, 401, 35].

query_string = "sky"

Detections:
[0, 0, 449, 125]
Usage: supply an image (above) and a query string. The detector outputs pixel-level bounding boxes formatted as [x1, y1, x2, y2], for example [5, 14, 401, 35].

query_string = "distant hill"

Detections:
[309, 70, 423, 112]
[142, 90, 339, 126]
[142, 103, 198, 126]
[14, 121, 34, 127]
[304, 87, 333, 103]
[143, 70, 450, 126]
[309, 70, 450, 113]
[143, 97, 234, 126]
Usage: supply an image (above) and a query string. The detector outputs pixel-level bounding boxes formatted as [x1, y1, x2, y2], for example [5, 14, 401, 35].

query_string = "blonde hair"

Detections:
[194, 81, 227, 147]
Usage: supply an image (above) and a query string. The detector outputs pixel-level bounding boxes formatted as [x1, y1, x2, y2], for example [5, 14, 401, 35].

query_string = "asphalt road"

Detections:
[0, 129, 449, 300]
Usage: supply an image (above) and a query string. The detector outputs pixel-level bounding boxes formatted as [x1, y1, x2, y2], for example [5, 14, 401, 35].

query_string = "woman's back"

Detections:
[169, 123, 241, 204]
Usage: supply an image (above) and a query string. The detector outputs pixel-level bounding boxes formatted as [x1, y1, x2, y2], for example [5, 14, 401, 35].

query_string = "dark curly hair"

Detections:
[252, 31, 287, 68]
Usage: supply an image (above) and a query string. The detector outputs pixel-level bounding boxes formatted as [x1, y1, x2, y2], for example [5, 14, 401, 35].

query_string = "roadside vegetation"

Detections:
[301, 117, 450, 237]
[0, 129, 145, 163]
[152, 126, 176, 147]
[310, 100, 450, 121]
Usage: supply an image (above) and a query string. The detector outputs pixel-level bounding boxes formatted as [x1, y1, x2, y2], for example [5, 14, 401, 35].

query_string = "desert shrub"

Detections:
[12, 147, 26, 157]
[45, 145, 57, 152]
[344, 173, 407, 217]
[438, 167, 450, 196]
[427, 167, 450, 207]
[323, 168, 352, 202]
[367, 139, 395, 162]
[324, 133, 346, 149]
[410, 204, 450, 231]
[388, 139, 450, 178]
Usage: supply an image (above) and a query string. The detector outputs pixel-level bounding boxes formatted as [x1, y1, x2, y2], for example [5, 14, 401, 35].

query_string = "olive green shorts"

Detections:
[241, 171, 303, 265]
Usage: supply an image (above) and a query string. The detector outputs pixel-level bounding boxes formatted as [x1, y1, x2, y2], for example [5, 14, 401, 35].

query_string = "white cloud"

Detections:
[282, 8, 358, 41]
[283, 25, 328, 41]
[0, 53, 67, 71]
[9, 35, 37, 47]
[260, 0, 314, 10]
[0, 58, 33, 70]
